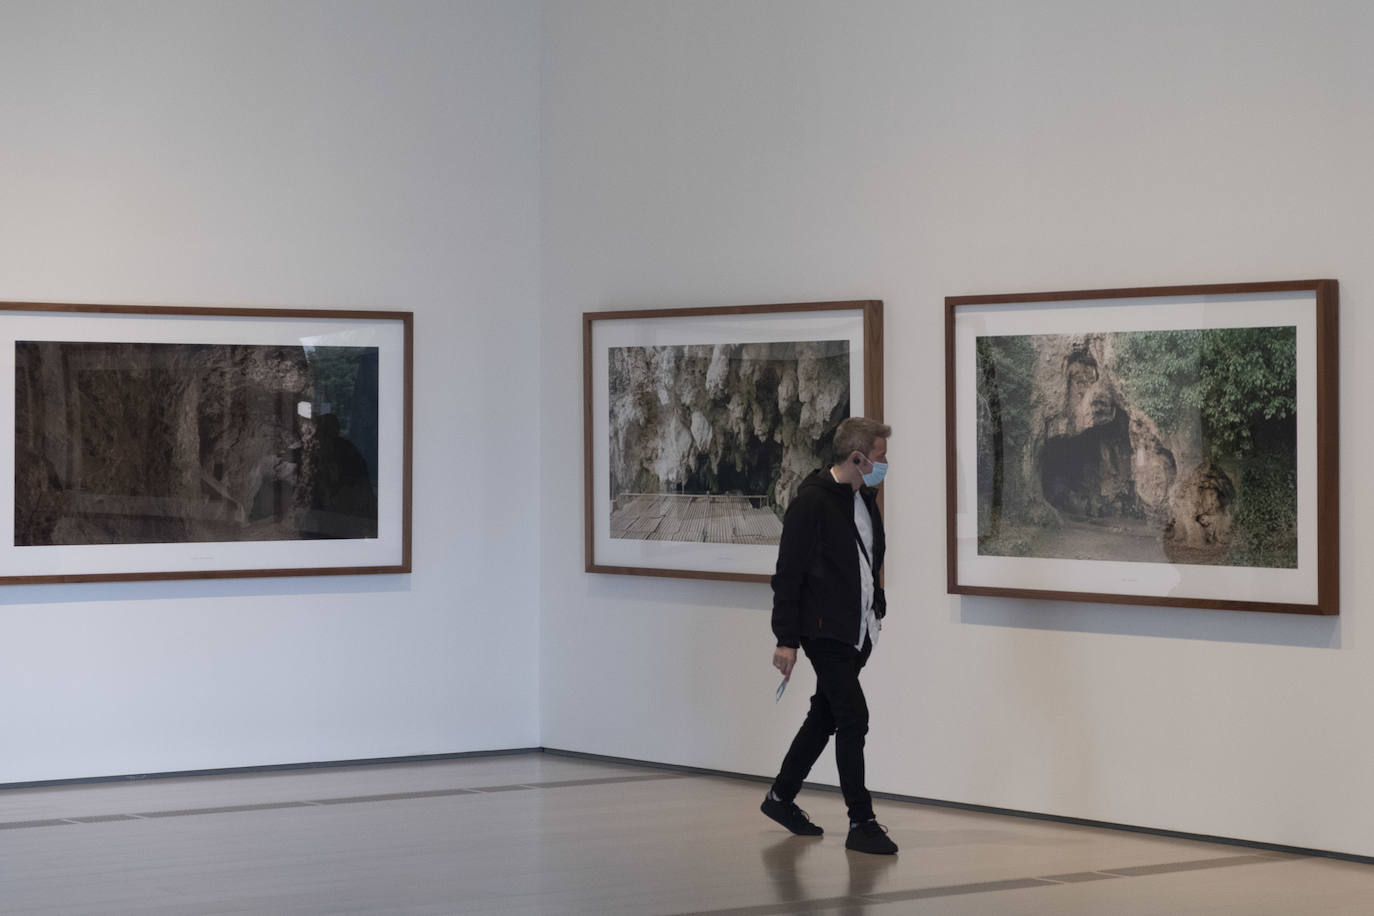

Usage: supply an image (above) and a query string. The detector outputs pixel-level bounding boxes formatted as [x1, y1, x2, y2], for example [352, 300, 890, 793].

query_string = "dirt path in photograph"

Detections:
[1041, 515, 1170, 564]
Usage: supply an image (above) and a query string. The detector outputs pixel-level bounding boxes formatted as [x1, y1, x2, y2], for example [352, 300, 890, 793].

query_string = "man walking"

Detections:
[761, 417, 897, 856]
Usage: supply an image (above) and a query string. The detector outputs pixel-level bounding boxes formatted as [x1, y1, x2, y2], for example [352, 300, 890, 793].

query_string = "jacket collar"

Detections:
[804, 467, 874, 500]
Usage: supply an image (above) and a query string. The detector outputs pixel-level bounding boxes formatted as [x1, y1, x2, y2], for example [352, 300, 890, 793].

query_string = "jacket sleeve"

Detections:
[770, 494, 818, 649]
[868, 490, 886, 620]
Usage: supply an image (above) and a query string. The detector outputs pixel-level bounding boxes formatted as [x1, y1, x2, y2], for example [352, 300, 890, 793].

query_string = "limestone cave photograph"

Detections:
[607, 340, 849, 545]
[975, 326, 1298, 568]
[14, 341, 380, 546]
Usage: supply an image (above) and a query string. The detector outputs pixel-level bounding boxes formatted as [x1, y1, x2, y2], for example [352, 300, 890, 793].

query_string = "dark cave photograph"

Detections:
[974, 326, 1298, 569]
[14, 340, 380, 546]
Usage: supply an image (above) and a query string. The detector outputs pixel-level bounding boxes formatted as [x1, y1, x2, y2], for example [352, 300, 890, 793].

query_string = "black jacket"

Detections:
[771, 469, 886, 649]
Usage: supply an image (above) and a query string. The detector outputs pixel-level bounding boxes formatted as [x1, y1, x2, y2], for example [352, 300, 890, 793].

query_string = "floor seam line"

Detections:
[1, 772, 683, 827]
[686, 854, 1298, 914]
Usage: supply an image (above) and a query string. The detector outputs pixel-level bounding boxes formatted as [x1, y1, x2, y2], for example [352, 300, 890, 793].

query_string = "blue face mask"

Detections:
[861, 459, 888, 487]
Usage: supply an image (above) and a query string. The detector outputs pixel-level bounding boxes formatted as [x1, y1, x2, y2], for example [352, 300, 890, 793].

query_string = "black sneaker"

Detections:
[845, 819, 898, 855]
[760, 794, 823, 836]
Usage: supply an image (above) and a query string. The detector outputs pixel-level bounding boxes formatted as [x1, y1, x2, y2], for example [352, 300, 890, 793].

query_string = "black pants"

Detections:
[770, 634, 874, 823]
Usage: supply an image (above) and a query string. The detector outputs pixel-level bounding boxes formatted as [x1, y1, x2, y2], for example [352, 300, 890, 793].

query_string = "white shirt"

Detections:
[854, 491, 878, 651]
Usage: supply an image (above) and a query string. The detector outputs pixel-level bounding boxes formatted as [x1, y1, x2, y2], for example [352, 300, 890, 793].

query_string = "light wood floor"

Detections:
[3, 752, 1373, 914]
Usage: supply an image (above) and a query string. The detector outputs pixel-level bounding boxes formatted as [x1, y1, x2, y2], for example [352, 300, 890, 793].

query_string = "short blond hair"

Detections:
[832, 417, 891, 463]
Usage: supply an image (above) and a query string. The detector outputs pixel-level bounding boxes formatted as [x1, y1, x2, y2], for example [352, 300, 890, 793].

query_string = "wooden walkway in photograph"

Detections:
[610, 493, 783, 545]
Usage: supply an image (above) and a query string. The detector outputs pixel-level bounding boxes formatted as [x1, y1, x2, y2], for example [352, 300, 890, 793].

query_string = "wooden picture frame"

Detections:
[584, 300, 883, 583]
[946, 280, 1337, 614]
[4, 301, 412, 584]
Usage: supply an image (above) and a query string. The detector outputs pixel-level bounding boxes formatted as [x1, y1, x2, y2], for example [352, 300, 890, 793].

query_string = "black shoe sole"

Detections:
[760, 800, 823, 836]
[845, 842, 898, 855]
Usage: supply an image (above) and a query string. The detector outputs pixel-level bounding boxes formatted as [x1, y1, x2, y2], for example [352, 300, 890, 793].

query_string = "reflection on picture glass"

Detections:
[14, 341, 380, 546]
[975, 326, 1297, 568]
[608, 340, 850, 545]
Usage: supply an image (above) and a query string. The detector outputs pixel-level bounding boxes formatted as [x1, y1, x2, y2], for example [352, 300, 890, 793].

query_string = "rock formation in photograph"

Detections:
[977, 327, 1296, 567]
[608, 340, 850, 516]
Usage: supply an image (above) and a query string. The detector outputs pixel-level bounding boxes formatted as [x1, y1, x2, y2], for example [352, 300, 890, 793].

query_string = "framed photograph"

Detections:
[4, 301, 412, 584]
[946, 280, 1337, 615]
[584, 300, 883, 583]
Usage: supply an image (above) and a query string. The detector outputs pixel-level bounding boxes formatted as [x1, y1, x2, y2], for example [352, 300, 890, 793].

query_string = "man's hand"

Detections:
[773, 646, 798, 680]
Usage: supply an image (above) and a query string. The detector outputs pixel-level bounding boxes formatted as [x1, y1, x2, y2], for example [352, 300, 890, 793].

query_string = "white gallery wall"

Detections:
[539, 1, 1374, 857]
[0, 0, 542, 782]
